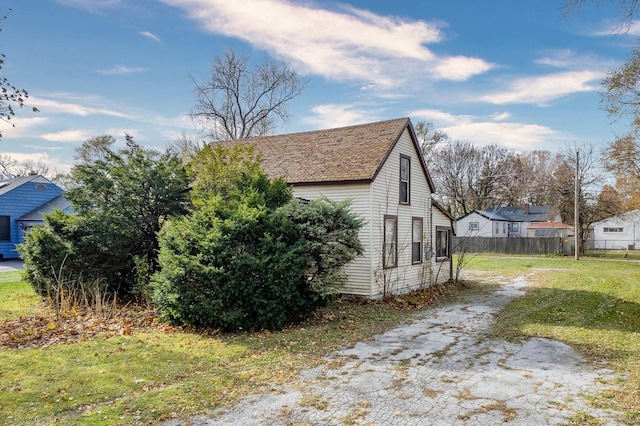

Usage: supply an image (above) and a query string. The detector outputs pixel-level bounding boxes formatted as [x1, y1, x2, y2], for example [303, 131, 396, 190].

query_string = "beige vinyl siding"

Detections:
[370, 128, 433, 296]
[432, 208, 453, 284]
[291, 183, 373, 296]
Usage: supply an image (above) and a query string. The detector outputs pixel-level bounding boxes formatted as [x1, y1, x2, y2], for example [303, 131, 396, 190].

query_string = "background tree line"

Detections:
[416, 121, 626, 250]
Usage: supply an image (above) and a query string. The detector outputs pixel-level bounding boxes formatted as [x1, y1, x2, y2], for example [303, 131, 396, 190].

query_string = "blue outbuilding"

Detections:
[0, 174, 71, 260]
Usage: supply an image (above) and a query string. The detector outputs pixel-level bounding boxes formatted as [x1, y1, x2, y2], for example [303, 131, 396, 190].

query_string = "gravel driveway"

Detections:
[167, 272, 627, 425]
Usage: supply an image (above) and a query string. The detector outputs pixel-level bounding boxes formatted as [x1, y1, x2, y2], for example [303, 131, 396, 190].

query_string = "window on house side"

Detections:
[412, 217, 423, 264]
[495, 222, 499, 234]
[603, 227, 623, 233]
[0, 216, 10, 241]
[399, 155, 410, 204]
[436, 226, 450, 260]
[384, 215, 398, 268]
[511, 223, 519, 232]
[503, 223, 506, 233]
[469, 222, 479, 230]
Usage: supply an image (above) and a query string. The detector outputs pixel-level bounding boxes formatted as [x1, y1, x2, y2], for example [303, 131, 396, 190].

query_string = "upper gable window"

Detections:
[399, 155, 410, 204]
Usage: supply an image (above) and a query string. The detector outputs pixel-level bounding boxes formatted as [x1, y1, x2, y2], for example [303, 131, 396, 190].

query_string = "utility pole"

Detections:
[575, 150, 580, 261]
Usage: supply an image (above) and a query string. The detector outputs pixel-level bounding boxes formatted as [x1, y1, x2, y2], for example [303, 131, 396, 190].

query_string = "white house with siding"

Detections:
[219, 117, 453, 298]
[456, 205, 559, 238]
[589, 210, 640, 250]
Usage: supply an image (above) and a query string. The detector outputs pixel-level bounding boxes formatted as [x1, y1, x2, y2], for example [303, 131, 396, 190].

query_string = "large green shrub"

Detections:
[276, 197, 364, 296]
[151, 146, 364, 331]
[19, 136, 190, 302]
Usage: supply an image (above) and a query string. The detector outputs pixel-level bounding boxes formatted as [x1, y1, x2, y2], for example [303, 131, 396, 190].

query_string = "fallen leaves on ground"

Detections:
[0, 281, 458, 350]
[0, 308, 159, 349]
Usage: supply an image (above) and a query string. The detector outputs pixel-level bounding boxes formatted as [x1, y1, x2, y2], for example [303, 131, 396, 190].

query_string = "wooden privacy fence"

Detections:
[453, 237, 571, 256]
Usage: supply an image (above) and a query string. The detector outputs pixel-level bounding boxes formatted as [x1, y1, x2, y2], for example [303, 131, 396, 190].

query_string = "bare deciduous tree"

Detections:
[562, 0, 639, 27]
[0, 153, 49, 179]
[168, 132, 204, 162]
[414, 120, 449, 162]
[191, 49, 307, 141]
[429, 141, 514, 218]
[555, 144, 608, 251]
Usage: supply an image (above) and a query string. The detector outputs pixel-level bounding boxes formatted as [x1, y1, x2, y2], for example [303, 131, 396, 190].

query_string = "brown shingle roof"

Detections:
[528, 222, 573, 229]
[215, 117, 416, 185]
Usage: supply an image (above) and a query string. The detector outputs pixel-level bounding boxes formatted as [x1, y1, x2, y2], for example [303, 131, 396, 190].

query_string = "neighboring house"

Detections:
[0, 174, 70, 260]
[526, 222, 574, 238]
[219, 117, 454, 298]
[589, 210, 640, 250]
[457, 205, 560, 238]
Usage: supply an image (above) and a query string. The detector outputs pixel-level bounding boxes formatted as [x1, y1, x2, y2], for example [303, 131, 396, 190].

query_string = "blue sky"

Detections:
[0, 0, 636, 173]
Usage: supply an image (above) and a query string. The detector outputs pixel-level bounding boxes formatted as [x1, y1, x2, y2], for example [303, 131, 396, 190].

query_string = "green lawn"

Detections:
[2, 258, 639, 424]
[0, 273, 428, 425]
[465, 255, 640, 423]
[0, 271, 39, 320]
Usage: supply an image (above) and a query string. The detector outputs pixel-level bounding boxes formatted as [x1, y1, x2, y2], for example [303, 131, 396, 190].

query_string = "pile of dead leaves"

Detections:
[0, 308, 160, 349]
[340, 281, 457, 310]
[0, 282, 459, 349]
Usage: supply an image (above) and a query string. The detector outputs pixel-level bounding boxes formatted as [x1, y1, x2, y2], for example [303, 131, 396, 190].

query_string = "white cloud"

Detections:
[41, 129, 92, 142]
[627, 20, 640, 36]
[0, 150, 72, 174]
[411, 108, 562, 151]
[302, 104, 377, 129]
[444, 121, 559, 150]
[97, 65, 149, 75]
[160, 0, 493, 87]
[0, 117, 50, 140]
[587, 18, 640, 36]
[411, 108, 467, 125]
[479, 70, 603, 105]
[535, 49, 615, 71]
[491, 111, 511, 121]
[1, 151, 52, 164]
[140, 30, 161, 43]
[431, 55, 494, 81]
[29, 96, 129, 118]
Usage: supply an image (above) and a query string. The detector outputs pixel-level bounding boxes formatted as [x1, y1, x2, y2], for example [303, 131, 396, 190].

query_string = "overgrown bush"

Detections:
[19, 136, 189, 304]
[151, 146, 363, 331]
[276, 197, 364, 296]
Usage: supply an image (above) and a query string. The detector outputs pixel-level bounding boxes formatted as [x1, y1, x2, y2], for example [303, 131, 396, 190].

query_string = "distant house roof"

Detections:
[215, 117, 435, 191]
[528, 222, 573, 229]
[0, 174, 55, 196]
[475, 205, 557, 223]
[592, 209, 640, 225]
[17, 194, 71, 222]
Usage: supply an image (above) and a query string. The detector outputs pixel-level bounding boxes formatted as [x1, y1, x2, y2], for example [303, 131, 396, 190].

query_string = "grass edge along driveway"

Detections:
[1, 256, 639, 424]
[468, 255, 640, 424]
